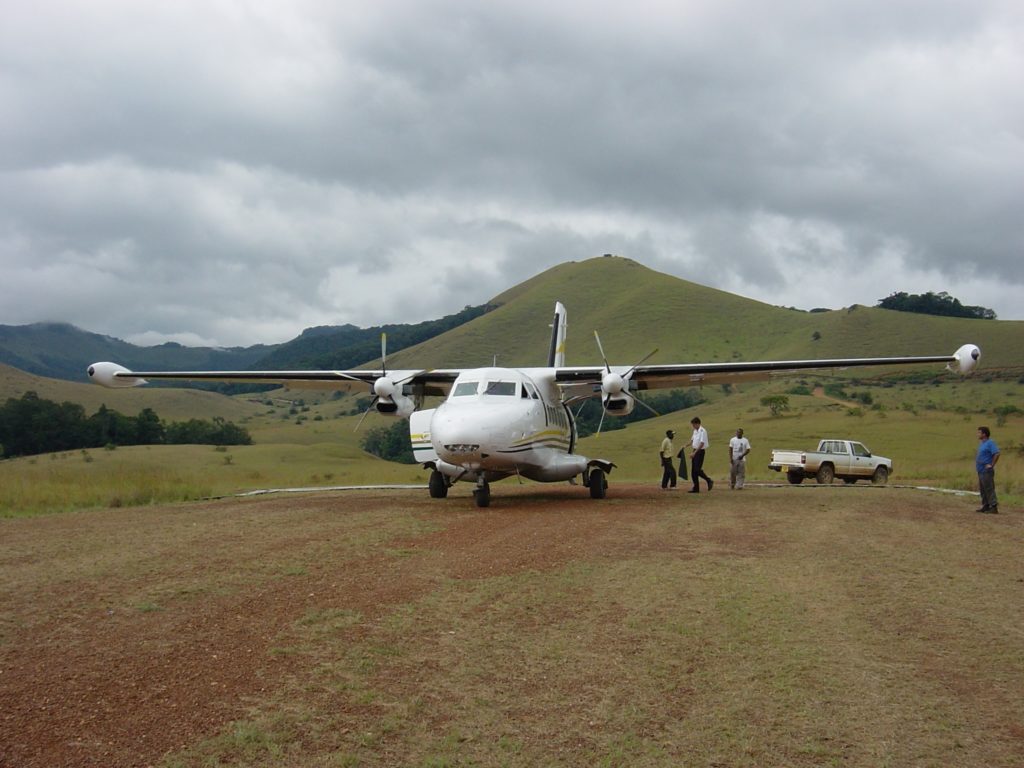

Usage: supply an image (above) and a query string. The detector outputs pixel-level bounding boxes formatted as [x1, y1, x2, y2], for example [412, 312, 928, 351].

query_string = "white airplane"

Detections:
[87, 302, 981, 507]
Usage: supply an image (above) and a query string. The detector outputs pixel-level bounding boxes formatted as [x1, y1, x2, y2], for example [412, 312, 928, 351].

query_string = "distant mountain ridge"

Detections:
[0, 304, 495, 383]
[3, 257, 1022, 385]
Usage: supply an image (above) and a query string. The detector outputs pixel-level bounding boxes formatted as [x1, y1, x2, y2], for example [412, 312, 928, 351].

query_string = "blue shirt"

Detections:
[976, 438, 999, 473]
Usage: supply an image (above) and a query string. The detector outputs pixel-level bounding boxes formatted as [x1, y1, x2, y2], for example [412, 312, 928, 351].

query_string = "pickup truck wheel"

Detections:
[816, 464, 835, 485]
[872, 466, 889, 485]
[787, 471, 803, 485]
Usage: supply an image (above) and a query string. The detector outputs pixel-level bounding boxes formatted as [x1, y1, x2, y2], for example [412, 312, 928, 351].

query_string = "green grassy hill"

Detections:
[384, 256, 1023, 373]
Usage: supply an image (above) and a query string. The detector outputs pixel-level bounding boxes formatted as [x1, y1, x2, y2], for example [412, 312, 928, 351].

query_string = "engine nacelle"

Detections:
[375, 394, 415, 418]
[86, 362, 147, 388]
[603, 393, 636, 417]
[600, 369, 635, 417]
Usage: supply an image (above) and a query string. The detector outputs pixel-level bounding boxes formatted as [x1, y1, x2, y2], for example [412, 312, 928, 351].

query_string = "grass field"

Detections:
[2, 375, 1020, 517]
[2, 486, 1022, 766]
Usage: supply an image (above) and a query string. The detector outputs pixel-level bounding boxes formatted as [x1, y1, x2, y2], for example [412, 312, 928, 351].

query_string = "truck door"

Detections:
[832, 442, 853, 475]
[850, 442, 872, 477]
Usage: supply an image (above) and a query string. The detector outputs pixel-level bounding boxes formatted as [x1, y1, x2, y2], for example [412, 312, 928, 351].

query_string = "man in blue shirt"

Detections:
[975, 426, 1000, 514]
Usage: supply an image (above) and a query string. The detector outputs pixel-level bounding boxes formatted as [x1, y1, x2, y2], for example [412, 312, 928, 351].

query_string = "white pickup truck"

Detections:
[769, 439, 892, 485]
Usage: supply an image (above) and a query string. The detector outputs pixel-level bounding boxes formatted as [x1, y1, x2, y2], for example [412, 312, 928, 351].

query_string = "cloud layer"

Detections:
[2, 0, 1021, 346]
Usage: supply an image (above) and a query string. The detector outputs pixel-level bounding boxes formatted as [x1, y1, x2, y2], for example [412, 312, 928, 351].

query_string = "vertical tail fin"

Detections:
[547, 302, 567, 367]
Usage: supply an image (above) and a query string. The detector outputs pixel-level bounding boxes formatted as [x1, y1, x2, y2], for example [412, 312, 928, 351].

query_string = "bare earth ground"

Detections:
[1, 484, 1022, 767]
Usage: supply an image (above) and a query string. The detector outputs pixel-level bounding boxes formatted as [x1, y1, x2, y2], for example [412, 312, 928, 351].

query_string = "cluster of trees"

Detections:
[0, 391, 251, 458]
[361, 421, 416, 463]
[877, 291, 996, 320]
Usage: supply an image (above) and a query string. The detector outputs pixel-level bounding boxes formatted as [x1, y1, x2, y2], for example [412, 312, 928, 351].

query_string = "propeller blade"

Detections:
[354, 396, 378, 431]
[624, 348, 659, 379]
[381, 333, 388, 377]
[634, 396, 661, 418]
[593, 331, 611, 373]
[596, 397, 607, 436]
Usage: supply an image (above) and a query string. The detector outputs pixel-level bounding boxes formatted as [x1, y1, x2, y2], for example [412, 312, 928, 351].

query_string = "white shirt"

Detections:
[729, 436, 751, 461]
[691, 426, 708, 451]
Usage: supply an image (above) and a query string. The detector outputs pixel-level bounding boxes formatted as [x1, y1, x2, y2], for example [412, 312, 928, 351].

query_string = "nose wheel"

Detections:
[473, 479, 491, 508]
[428, 470, 449, 498]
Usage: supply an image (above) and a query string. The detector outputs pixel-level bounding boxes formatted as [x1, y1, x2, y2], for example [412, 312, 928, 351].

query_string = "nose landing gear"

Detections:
[428, 470, 449, 498]
[473, 478, 491, 508]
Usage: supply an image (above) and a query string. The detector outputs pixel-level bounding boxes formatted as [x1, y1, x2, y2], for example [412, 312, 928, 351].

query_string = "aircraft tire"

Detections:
[429, 470, 448, 498]
[474, 483, 491, 508]
[589, 469, 607, 499]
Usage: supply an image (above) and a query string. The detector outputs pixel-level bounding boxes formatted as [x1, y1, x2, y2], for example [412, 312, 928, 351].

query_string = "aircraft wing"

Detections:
[87, 362, 463, 397]
[554, 344, 981, 394]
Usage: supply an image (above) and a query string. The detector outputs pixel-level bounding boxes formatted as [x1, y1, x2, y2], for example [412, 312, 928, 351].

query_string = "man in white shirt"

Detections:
[688, 416, 713, 493]
[728, 428, 751, 490]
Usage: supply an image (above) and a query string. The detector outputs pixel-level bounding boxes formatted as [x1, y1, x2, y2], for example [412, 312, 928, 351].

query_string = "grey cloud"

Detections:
[1, 0, 1021, 345]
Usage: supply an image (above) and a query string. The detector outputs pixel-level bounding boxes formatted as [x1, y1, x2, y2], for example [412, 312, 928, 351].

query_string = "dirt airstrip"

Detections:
[1, 484, 1021, 767]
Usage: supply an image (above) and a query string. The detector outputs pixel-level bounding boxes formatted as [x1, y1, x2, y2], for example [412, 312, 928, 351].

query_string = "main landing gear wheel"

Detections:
[589, 468, 607, 499]
[473, 480, 491, 508]
[428, 470, 448, 498]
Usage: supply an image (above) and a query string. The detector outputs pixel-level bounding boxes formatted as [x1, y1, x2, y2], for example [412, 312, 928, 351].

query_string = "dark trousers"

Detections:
[979, 468, 998, 509]
[661, 457, 677, 488]
[691, 449, 712, 491]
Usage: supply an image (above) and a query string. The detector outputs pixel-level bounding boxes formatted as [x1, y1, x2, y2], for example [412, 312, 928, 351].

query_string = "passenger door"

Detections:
[850, 442, 873, 477]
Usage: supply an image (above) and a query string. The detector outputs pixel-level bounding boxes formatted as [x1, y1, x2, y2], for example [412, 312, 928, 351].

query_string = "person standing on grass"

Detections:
[728, 428, 751, 489]
[688, 417, 713, 493]
[975, 426, 1000, 514]
[660, 429, 678, 489]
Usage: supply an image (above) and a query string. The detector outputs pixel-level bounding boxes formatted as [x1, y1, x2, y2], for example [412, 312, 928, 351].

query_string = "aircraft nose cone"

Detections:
[432, 411, 488, 461]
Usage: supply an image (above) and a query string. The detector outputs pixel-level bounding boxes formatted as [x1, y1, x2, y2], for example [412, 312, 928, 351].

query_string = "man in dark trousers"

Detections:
[660, 429, 678, 489]
[975, 425, 1000, 513]
[688, 416, 713, 493]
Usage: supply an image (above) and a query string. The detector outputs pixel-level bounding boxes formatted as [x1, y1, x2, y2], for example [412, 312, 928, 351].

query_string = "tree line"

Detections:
[0, 391, 252, 458]
[877, 291, 996, 320]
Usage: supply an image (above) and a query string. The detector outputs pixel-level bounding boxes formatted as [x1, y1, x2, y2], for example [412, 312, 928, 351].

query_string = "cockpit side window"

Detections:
[484, 381, 517, 396]
[451, 381, 480, 397]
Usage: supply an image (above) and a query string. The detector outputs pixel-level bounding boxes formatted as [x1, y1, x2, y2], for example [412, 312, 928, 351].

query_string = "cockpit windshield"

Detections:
[451, 381, 480, 397]
[484, 381, 517, 396]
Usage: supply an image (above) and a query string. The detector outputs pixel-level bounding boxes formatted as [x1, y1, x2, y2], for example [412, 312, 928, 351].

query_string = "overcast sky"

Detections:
[2, 0, 1021, 347]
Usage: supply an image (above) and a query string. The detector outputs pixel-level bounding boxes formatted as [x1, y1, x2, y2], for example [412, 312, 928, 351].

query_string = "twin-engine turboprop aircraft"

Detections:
[88, 303, 981, 507]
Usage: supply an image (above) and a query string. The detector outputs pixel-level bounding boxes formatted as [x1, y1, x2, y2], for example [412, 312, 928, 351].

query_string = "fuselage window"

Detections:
[452, 381, 480, 397]
[484, 381, 517, 396]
